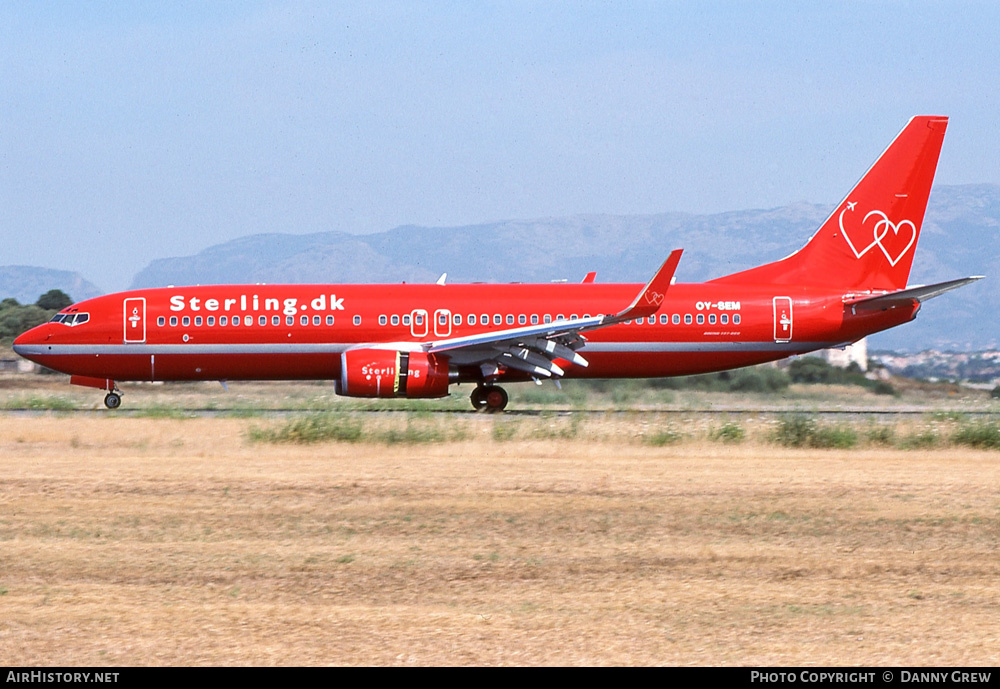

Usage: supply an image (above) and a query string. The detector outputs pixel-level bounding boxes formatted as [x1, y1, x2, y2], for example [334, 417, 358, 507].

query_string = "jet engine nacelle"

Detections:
[337, 349, 451, 398]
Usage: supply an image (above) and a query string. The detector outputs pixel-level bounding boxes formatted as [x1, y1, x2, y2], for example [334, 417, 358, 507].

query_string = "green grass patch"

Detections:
[134, 404, 193, 419]
[896, 429, 939, 450]
[645, 429, 683, 446]
[247, 413, 364, 444]
[773, 415, 857, 449]
[864, 424, 896, 446]
[491, 422, 518, 442]
[951, 421, 1000, 449]
[709, 422, 746, 444]
[2, 395, 76, 411]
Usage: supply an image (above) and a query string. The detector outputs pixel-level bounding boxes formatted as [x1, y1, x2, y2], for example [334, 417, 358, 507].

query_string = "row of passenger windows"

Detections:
[157, 312, 742, 329]
[375, 312, 742, 326]
[159, 314, 337, 327]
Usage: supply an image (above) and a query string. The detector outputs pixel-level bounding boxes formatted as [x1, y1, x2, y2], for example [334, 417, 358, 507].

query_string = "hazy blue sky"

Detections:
[3, 1, 999, 291]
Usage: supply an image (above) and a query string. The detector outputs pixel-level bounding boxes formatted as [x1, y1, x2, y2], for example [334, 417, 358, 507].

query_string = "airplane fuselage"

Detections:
[15, 281, 915, 384]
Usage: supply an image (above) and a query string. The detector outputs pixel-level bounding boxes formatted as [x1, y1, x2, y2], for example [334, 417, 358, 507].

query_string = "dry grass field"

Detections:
[2, 407, 999, 666]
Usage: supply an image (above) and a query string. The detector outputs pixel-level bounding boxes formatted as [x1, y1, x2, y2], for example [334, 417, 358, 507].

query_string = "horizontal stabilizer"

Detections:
[845, 276, 983, 310]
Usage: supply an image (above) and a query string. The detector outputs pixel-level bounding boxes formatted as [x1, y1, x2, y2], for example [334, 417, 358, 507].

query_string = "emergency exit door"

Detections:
[773, 297, 793, 343]
[123, 297, 146, 343]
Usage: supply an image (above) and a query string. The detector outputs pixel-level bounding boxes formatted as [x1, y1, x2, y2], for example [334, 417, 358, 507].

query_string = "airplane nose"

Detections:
[12, 324, 49, 356]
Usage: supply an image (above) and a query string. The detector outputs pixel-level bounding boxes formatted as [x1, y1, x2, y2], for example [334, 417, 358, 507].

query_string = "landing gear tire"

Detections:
[471, 385, 508, 413]
[104, 392, 122, 410]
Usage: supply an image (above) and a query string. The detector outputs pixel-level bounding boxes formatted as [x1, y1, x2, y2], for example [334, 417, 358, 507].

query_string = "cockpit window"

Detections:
[50, 312, 89, 326]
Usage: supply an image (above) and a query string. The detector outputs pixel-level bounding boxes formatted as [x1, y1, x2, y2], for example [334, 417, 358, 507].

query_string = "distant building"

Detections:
[822, 337, 868, 372]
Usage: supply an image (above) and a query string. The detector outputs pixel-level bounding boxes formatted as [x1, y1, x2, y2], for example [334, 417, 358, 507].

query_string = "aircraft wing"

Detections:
[423, 250, 682, 379]
[844, 276, 983, 310]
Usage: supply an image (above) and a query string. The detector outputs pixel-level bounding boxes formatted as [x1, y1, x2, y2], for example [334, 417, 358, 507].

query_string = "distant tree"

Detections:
[0, 303, 50, 343]
[0, 291, 69, 344]
[788, 356, 835, 384]
[36, 289, 72, 310]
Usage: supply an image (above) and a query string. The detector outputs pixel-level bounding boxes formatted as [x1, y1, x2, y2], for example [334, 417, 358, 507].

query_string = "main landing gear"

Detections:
[104, 391, 122, 409]
[470, 385, 508, 413]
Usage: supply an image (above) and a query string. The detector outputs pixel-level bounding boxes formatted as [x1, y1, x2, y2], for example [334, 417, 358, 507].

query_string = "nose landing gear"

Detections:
[69, 376, 123, 410]
[471, 385, 508, 413]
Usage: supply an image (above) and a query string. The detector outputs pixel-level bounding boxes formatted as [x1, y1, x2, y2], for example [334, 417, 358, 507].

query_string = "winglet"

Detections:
[612, 249, 682, 322]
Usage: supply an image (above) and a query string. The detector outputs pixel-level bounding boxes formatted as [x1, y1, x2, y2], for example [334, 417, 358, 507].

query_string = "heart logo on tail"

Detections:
[644, 290, 664, 305]
[839, 203, 917, 266]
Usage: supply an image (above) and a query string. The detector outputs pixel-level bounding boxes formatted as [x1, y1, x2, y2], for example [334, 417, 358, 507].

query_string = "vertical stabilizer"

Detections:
[713, 116, 948, 291]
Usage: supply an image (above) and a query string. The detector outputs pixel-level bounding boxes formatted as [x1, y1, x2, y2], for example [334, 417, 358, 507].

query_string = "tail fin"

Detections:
[713, 116, 948, 291]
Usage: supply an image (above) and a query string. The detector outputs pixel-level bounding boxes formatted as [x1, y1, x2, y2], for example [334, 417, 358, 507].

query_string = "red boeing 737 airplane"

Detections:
[14, 116, 982, 411]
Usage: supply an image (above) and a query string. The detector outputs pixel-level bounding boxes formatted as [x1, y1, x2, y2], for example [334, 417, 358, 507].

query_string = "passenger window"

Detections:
[468, 314, 476, 325]
[182, 316, 190, 326]
[721, 314, 729, 324]
[531, 315, 539, 325]
[195, 316, 203, 326]
[232, 316, 239, 327]
[313, 315, 321, 326]
[170, 316, 178, 326]
[353, 315, 361, 326]
[453, 314, 462, 326]
[696, 314, 704, 325]
[220, 316, 228, 326]
[208, 316, 215, 326]
[544, 315, 552, 323]
[672, 314, 680, 324]
[301, 315, 308, 325]
[326, 315, 334, 325]
[272, 315, 280, 326]
[259, 315, 266, 326]
[684, 314, 692, 324]
[734, 314, 741, 325]
[379, 315, 387, 326]
[391, 315, 399, 326]
[506, 314, 514, 325]
[518, 315, 526, 325]
[494, 314, 502, 325]
[709, 314, 716, 325]
[286, 316, 294, 326]
[243, 316, 251, 326]
[403, 314, 411, 326]
[158, 316, 165, 326]
[660, 314, 668, 325]
[481, 314, 488, 325]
